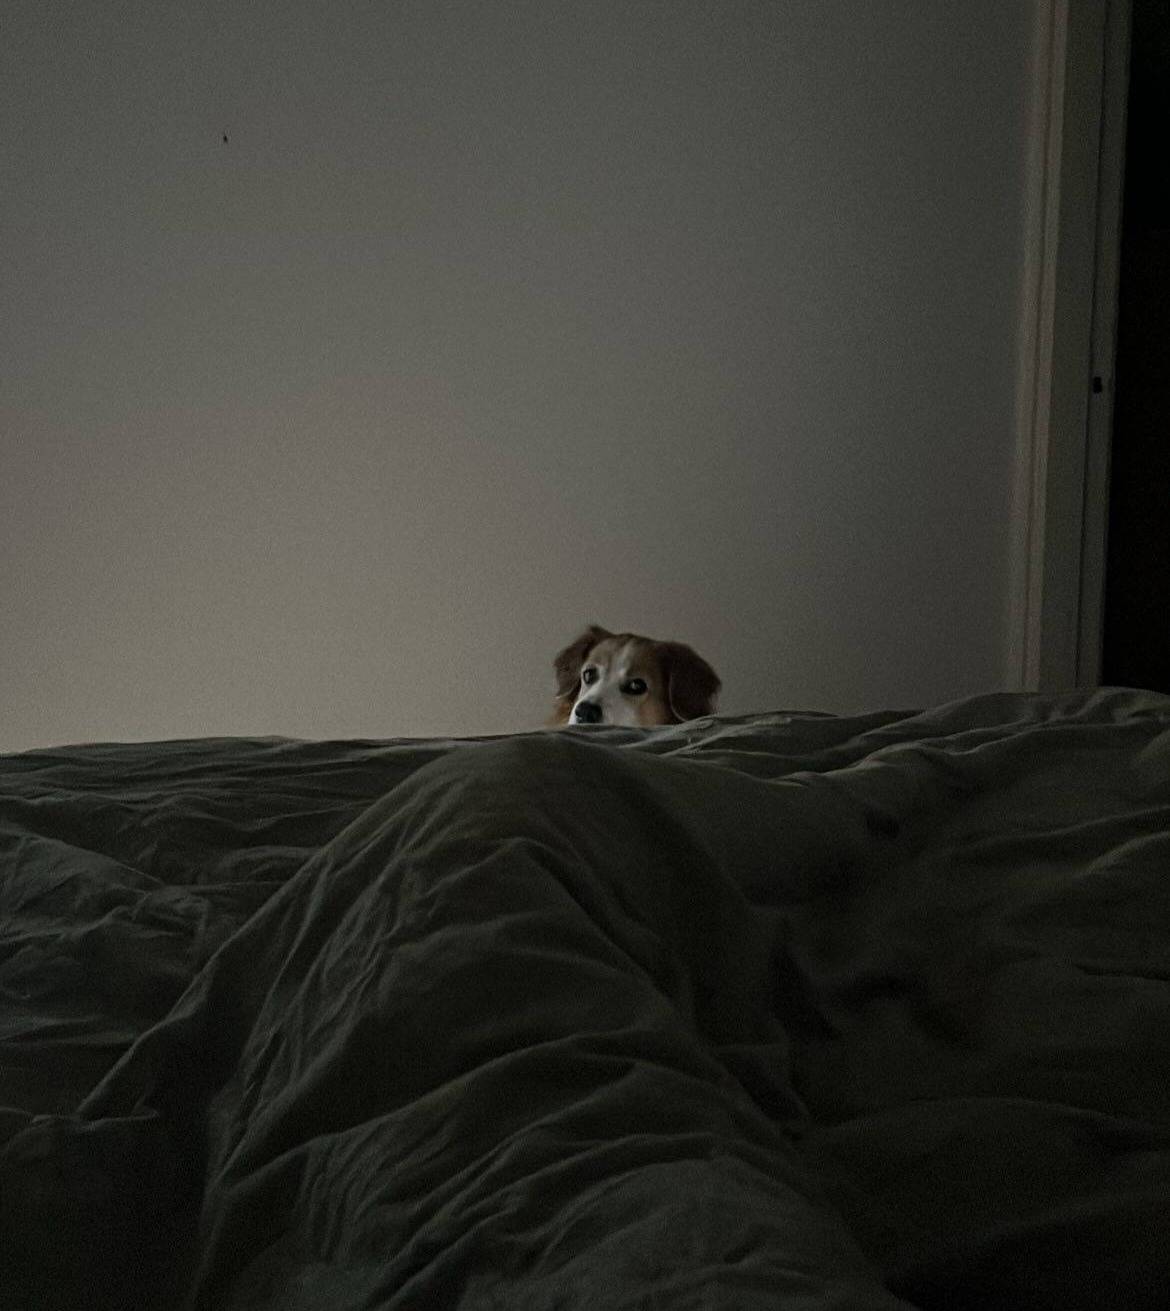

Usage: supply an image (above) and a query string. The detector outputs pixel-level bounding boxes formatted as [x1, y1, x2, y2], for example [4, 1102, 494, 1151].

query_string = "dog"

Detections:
[548, 624, 721, 728]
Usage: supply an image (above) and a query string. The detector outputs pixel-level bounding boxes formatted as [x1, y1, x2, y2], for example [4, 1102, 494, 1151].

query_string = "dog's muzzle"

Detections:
[573, 702, 603, 725]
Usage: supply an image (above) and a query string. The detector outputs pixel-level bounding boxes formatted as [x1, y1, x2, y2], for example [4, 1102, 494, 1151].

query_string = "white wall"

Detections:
[1, 1, 1036, 750]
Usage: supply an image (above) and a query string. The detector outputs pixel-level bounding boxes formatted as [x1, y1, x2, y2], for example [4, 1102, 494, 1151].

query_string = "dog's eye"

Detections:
[581, 667, 598, 685]
[621, 678, 647, 696]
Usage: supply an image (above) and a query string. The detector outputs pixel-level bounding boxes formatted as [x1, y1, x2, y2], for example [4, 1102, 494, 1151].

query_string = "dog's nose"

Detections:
[574, 701, 603, 724]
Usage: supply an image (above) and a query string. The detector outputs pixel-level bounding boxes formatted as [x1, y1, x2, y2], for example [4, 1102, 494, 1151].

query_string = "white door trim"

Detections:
[1006, 0, 1130, 692]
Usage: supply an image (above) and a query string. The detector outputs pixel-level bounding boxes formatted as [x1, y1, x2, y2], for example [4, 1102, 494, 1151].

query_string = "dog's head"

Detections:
[549, 624, 721, 727]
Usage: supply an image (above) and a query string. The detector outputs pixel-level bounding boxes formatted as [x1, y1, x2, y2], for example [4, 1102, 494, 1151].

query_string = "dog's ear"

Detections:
[660, 642, 721, 722]
[553, 624, 611, 700]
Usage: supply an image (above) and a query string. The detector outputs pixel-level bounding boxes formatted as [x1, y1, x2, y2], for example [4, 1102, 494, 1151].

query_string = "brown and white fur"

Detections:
[548, 624, 721, 728]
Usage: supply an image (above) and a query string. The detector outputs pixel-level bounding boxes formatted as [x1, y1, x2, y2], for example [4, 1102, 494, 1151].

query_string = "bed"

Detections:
[2, 688, 1169, 1310]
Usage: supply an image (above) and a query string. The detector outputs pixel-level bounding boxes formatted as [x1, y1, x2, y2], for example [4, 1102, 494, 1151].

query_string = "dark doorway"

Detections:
[1101, 0, 1170, 692]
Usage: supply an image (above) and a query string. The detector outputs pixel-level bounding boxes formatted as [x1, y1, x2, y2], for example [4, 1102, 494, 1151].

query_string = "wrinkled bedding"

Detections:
[2, 689, 1170, 1309]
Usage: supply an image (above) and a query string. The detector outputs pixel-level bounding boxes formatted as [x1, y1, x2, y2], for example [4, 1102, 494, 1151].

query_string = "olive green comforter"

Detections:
[2, 689, 1169, 1309]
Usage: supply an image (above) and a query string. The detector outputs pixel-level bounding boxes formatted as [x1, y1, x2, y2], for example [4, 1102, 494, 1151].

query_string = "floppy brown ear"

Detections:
[661, 642, 721, 722]
[552, 624, 612, 702]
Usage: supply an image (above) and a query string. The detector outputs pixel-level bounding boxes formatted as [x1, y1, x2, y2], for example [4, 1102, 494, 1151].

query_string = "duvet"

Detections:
[2, 689, 1169, 1309]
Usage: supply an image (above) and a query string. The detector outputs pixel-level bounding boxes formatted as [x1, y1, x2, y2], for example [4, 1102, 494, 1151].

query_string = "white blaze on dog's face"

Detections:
[569, 636, 673, 728]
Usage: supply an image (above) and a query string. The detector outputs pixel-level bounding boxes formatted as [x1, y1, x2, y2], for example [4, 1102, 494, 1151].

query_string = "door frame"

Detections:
[1006, 0, 1131, 691]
